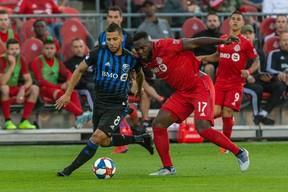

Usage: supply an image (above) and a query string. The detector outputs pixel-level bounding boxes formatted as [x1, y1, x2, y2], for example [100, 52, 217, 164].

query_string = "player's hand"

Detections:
[240, 69, 250, 78]
[224, 35, 239, 44]
[16, 86, 25, 104]
[277, 72, 286, 82]
[259, 74, 273, 82]
[134, 87, 144, 98]
[55, 93, 71, 110]
[246, 75, 255, 84]
[7, 54, 16, 67]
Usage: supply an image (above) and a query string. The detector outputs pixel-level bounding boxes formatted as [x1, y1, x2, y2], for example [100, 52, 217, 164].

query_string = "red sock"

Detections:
[198, 128, 240, 155]
[152, 126, 173, 167]
[1, 100, 10, 119]
[22, 101, 36, 119]
[222, 117, 234, 139]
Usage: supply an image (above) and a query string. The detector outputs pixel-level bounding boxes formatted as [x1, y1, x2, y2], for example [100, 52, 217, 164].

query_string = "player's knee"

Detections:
[90, 132, 107, 146]
[195, 119, 211, 132]
[0, 85, 9, 95]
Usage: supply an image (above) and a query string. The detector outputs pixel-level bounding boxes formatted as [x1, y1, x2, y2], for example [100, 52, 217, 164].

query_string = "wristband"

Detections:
[247, 69, 252, 75]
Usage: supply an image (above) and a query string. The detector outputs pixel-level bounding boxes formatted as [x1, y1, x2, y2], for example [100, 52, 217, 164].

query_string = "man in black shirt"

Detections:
[193, 13, 222, 82]
[64, 38, 95, 110]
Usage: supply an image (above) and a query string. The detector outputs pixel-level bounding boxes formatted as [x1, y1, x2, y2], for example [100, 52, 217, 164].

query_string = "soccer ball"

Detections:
[92, 157, 116, 179]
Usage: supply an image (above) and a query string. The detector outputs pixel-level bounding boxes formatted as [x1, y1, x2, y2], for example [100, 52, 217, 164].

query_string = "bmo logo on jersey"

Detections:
[102, 71, 129, 81]
[151, 57, 167, 73]
[220, 53, 240, 62]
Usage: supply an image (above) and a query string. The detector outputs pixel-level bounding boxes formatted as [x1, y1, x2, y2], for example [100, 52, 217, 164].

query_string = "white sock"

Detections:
[259, 110, 268, 117]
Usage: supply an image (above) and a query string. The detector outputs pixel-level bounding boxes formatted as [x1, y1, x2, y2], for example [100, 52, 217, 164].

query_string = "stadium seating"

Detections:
[0, 0, 18, 9]
[60, 19, 94, 49]
[20, 19, 36, 41]
[263, 36, 280, 56]
[220, 18, 230, 35]
[181, 17, 207, 38]
[58, 6, 80, 21]
[260, 17, 276, 37]
[20, 38, 43, 65]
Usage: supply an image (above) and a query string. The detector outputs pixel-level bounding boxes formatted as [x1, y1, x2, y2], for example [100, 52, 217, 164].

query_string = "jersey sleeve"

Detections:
[20, 56, 29, 75]
[84, 47, 100, 66]
[245, 40, 258, 59]
[160, 38, 183, 55]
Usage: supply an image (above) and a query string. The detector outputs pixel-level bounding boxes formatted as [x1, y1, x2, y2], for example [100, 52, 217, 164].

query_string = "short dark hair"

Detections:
[230, 11, 244, 18]
[142, 0, 154, 7]
[6, 38, 19, 49]
[276, 14, 288, 21]
[43, 39, 55, 46]
[133, 31, 149, 42]
[106, 23, 122, 35]
[33, 19, 46, 28]
[107, 6, 123, 16]
[0, 10, 8, 15]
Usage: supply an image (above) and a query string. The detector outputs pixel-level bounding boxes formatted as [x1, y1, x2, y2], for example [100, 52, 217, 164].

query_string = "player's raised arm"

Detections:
[182, 36, 239, 50]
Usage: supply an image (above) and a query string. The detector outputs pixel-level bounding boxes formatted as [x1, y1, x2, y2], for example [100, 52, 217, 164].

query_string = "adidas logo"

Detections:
[105, 62, 110, 67]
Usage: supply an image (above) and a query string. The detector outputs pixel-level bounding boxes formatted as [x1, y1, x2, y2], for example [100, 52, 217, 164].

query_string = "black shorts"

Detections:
[92, 107, 129, 137]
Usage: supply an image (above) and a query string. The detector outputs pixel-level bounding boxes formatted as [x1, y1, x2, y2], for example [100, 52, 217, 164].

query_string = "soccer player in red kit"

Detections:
[133, 31, 250, 176]
[0, 10, 21, 45]
[199, 11, 260, 153]
[0, 39, 39, 129]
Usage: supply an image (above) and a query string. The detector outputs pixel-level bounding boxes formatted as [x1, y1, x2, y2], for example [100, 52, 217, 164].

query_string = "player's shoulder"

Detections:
[155, 38, 181, 47]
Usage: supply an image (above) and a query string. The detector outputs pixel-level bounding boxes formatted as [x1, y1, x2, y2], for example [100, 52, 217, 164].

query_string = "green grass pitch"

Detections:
[0, 142, 287, 192]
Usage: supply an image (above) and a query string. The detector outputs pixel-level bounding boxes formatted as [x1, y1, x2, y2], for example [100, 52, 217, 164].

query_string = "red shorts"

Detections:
[161, 76, 215, 125]
[9, 86, 21, 97]
[215, 85, 243, 111]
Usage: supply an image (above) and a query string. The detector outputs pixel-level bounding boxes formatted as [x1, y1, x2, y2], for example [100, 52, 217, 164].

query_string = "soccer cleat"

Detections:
[75, 111, 93, 128]
[141, 119, 152, 128]
[112, 146, 129, 154]
[219, 147, 229, 154]
[139, 133, 154, 155]
[261, 117, 275, 125]
[149, 166, 176, 176]
[4, 120, 17, 130]
[57, 168, 72, 177]
[236, 148, 250, 172]
[18, 120, 36, 129]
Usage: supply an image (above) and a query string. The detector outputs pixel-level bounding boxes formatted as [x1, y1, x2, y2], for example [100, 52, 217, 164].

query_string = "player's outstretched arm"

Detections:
[197, 52, 220, 63]
[182, 36, 239, 50]
[55, 60, 88, 110]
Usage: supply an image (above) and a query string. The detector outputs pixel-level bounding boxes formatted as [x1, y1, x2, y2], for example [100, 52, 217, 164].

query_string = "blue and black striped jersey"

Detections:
[84, 45, 140, 109]
[98, 29, 133, 51]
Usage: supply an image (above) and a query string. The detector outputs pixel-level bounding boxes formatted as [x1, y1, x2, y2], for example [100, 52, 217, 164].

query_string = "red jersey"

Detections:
[141, 39, 202, 91]
[15, 0, 61, 24]
[0, 29, 21, 44]
[30, 55, 72, 89]
[216, 34, 258, 88]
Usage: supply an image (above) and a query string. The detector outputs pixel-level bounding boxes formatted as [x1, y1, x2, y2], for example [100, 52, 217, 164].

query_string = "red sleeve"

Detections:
[20, 56, 29, 75]
[245, 40, 258, 59]
[158, 38, 182, 56]
[31, 57, 61, 88]
[50, 0, 61, 13]
[59, 61, 72, 81]
[15, 0, 27, 14]
[0, 57, 6, 74]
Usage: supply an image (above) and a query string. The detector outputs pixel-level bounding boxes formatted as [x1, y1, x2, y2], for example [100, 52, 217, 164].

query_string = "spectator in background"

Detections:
[0, 10, 21, 46]
[0, 39, 39, 129]
[164, 0, 188, 27]
[64, 38, 95, 111]
[264, 14, 288, 42]
[193, 13, 222, 83]
[262, 0, 288, 17]
[136, 0, 173, 39]
[30, 40, 92, 129]
[242, 24, 283, 125]
[241, 0, 262, 11]
[14, 0, 62, 39]
[33, 19, 60, 55]
[207, 0, 244, 13]
[266, 32, 288, 89]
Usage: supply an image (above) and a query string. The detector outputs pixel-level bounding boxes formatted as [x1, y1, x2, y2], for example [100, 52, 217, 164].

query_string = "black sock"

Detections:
[111, 134, 144, 146]
[236, 148, 244, 156]
[65, 140, 98, 174]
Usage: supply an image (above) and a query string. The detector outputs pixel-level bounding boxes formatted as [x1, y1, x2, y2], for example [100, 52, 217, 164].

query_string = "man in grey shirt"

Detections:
[136, 0, 173, 39]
